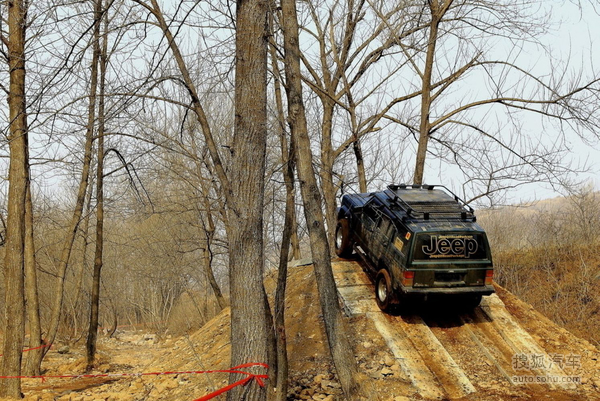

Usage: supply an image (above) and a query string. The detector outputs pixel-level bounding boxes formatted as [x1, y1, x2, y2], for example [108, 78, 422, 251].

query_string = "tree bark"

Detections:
[1, 0, 29, 396]
[86, 0, 108, 369]
[24, 185, 43, 376]
[319, 100, 339, 252]
[279, 0, 363, 397]
[226, 0, 271, 399]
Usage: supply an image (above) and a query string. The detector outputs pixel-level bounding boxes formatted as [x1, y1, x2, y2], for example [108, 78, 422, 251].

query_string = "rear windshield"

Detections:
[412, 233, 489, 260]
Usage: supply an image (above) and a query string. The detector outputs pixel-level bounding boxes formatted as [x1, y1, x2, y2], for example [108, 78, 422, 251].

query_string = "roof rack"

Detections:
[384, 184, 476, 222]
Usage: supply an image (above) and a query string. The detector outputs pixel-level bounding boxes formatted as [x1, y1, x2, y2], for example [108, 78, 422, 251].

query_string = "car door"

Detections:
[358, 201, 379, 257]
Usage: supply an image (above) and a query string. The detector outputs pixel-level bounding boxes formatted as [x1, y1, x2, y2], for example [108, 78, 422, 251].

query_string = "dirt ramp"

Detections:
[333, 259, 600, 400]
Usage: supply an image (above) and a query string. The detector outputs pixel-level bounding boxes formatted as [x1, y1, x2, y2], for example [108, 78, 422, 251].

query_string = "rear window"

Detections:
[412, 233, 489, 260]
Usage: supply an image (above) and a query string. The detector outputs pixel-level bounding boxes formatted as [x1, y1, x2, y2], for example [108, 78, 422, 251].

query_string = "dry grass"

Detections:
[493, 243, 600, 347]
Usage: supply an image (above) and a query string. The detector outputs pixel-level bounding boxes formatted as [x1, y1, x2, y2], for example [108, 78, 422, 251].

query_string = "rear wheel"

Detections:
[375, 269, 394, 313]
[334, 219, 353, 258]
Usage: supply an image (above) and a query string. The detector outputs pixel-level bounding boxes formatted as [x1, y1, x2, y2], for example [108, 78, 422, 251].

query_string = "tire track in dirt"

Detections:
[423, 312, 513, 389]
[480, 294, 577, 390]
[332, 259, 589, 399]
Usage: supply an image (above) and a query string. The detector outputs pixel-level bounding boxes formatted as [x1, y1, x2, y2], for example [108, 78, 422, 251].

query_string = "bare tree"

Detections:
[130, 1, 271, 398]
[279, 0, 366, 397]
[376, 0, 600, 197]
[45, 0, 102, 354]
[268, 23, 296, 398]
[298, 0, 420, 244]
[227, 0, 271, 397]
[0, 0, 30, 397]
[86, 0, 109, 369]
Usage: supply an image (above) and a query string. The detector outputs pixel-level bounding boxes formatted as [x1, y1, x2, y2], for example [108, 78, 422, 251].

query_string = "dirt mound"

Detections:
[17, 260, 600, 400]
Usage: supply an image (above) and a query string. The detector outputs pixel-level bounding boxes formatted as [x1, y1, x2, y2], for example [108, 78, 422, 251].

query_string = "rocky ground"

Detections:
[9, 259, 600, 400]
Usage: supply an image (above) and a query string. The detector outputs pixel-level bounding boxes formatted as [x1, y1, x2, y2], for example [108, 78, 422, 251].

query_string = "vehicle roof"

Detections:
[342, 185, 485, 233]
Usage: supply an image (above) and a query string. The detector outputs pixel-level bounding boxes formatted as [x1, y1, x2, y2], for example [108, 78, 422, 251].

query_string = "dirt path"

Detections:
[333, 259, 600, 400]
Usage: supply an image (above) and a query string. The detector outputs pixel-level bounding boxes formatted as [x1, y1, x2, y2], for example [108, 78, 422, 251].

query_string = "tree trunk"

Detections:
[201, 246, 227, 309]
[1, 0, 29, 396]
[226, 0, 270, 399]
[133, 2, 270, 398]
[70, 182, 95, 339]
[192, 138, 227, 311]
[413, 2, 445, 185]
[289, 209, 301, 260]
[45, 0, 100, 352]
[269, 32, 295, 399]
[319, 101, 339, 252]
[24, 185, 43, 376]
[353, 137, 367, 192]
[347, 93, 367, 192]
[280, 0, 363, 397]
[86, 0, 108, 369]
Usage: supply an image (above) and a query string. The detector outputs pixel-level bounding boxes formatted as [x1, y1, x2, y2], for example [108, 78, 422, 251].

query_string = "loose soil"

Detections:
[7, 259, 600, 400]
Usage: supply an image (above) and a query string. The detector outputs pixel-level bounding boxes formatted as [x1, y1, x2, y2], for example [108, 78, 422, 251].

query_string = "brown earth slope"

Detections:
[13, 259, 600, 400]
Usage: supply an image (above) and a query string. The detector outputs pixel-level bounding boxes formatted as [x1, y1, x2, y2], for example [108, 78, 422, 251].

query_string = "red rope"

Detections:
[0, 343, 51, 358]
[0, 362, 269, 401]
[193, 363, 269, 401]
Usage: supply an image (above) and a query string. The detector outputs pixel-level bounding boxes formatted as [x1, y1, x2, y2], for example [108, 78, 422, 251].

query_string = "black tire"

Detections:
[334, 219, 353, 258]
[375, 269, 394, 313]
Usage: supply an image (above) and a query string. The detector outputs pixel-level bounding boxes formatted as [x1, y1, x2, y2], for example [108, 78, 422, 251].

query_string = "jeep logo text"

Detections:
[422, 235, 479, 258]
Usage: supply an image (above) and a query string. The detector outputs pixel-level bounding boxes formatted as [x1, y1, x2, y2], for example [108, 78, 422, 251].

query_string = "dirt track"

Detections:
[332, 259, 600, 400]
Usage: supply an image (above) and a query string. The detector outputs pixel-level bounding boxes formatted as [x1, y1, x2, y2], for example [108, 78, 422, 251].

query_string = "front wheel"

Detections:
[375, 269, 395, 313]
[334, 219, 353, 258]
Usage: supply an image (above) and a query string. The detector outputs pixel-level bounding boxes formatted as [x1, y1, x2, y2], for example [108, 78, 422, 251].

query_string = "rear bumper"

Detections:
[401, 285, 495, 296]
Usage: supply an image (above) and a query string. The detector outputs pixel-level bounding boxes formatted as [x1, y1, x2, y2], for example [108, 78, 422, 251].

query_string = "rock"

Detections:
[129, 379, 144, 392]
[97, 363, 111, 373]
[313, 374, 326, 385]
[383, 355, 395, 367]
[57, 345, 70, 354]
[320, 379, 340, 390]
[362, 341, 373, 348]
[381, 367, 393, 376]
[300, 388, 315, 398]
[369, 371, 380, 379]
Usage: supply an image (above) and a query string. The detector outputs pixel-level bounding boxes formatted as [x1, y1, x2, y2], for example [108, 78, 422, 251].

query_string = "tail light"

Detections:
[402, 270, 415, 287]
[485, 269, 494, 286]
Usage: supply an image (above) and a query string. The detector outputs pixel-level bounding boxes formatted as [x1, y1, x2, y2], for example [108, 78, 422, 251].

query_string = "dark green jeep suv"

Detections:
[335, 184, 494, 312]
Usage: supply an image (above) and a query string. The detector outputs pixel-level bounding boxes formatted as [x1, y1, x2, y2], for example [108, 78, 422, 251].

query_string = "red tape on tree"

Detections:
[0, 362, 269, 401]
[0, 343, 51, 358]
[193, 363, 269, 401]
